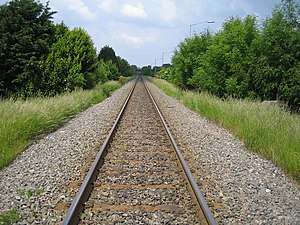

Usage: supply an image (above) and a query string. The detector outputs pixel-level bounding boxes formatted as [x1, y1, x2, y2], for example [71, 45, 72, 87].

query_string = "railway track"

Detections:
[63, 77, 216, 224]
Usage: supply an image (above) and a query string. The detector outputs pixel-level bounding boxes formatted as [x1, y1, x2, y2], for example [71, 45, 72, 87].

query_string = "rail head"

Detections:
[141, 77, 217, 225]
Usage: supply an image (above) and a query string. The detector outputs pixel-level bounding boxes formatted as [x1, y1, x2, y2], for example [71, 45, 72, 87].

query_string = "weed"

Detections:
[25, 189, 33, 198]
[0, 208, 19, 224]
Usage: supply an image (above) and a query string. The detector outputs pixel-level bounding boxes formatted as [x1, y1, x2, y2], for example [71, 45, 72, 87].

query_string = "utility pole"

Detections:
[162, 51, 172, 66]
[154, 58, 162, 75]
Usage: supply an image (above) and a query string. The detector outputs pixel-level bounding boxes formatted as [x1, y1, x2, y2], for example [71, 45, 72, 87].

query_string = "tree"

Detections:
[141, 66, 151, 76]
[54, 21, 69, 41]
[98, 45, 118, 65]
[167, 0, 299, 111]
[280, 0, 300, 27]
[155, 67, 172, 80]
[42, 27, 98, 95]
[117, 56, 135, 77]
[171, 30, 213, 88]
[0, 0, 56, 96]
[105, 60, 120, 80]
[251, 0, 300, 109]
[171, 17, 259, 97]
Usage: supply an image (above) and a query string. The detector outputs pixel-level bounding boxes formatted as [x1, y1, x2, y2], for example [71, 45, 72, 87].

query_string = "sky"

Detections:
[1, 0, 282, 67]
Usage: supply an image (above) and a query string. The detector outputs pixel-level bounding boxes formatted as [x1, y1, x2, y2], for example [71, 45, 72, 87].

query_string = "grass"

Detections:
[150, 78, 300, 182]
[0, 81, 122, 170]
[0, 209, 19, 224]
[16, 188, 44, 198]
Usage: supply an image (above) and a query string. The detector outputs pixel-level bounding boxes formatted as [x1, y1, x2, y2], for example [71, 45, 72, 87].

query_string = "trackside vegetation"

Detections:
[151, 78, 300, 182]
[156, 0, 300, 111]
[0, 81, 122, 170]
[0, 0, 136, 170]
[0, 0, 136, 98]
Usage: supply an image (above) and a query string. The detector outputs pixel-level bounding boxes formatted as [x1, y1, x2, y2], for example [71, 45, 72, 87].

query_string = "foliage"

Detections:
[54, 21, 69, 41]
[42, 27, 98, 95]
[155, 67, 172, 80]
[118, 76, 127, 85]
[151, 78, 300, 181]
[172, 30, 213, 88]
[169, 0, 300, 111]
[0, 0, 56, 97]
[98, 45, 118, 65]
[0, 1, 134, 98]
[141, 65, 152, 76]
[251, 9, 300, 110]
[104, 60, 120, 80]
[98, 45, 135, 80]
[117, 56, 135, 77]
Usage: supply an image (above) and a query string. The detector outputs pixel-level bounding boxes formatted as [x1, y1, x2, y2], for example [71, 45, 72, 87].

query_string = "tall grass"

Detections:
[151, 78, 300, 181]
[0, 81, 122, 170]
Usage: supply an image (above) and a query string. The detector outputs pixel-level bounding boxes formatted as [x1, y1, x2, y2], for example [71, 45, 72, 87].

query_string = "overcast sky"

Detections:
[1, 0, 282, 67]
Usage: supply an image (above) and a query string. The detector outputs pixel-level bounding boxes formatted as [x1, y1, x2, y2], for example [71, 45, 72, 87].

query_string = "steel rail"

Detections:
[62, 77, 138, 225]
[142, 77, 217, 225]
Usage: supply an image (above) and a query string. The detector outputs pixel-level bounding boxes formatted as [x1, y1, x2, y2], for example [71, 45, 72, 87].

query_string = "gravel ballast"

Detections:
[0, 79, 299, 224]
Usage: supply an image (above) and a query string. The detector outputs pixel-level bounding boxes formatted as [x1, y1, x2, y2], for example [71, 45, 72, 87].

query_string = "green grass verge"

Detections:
[150, 78, 300, 182]
[0, 81, 122, 170]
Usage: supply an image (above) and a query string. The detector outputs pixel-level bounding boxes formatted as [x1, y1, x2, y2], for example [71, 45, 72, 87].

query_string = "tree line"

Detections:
[156, 0, 300, 111]
[0, 0, 135, 98]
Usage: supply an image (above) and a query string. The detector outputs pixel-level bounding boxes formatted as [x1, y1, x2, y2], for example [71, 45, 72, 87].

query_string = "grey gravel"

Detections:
[0, 82, 132, 224]
[1, 78, 299, 224]
[146, 80, 300, 225]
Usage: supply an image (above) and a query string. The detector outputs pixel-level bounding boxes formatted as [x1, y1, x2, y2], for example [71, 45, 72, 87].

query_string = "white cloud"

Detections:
[158, 0, 178, 24]
[98, 0, 119, 13]
[120, 33, 143, 46]
[121, 3, 147, 19]
[68, 0, 96, 20]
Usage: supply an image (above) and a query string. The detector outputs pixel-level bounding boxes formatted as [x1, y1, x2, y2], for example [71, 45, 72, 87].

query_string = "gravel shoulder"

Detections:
[146, 80, 300, 225]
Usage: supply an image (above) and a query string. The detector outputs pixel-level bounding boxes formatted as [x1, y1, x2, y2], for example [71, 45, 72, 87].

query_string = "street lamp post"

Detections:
[190, 20, 215, 37]
[162, 51, 172, 65]
[154, 58, 162, 74]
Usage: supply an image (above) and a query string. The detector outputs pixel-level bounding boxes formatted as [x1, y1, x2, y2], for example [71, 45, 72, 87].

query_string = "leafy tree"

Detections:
[280, 0, 300, 27]
[98, 46, 136, 79]
[130, 65, 138, 75]
[186, 16, 258, 97]
[105, 60, 120, 80]
[0, 0, 56, 96]
[42, 27, 98, 95]
[171, 30, 213, 88]
[251, 1, 300, 109]
[95, 59, 109, 83]
[168, 0, 299, 111]
[98, 45, 118, 65]
[155, 67, 172, 80]
[141, 65, 151, 76]
[117, 56, 134, 77]
[54, 21, 69, 41]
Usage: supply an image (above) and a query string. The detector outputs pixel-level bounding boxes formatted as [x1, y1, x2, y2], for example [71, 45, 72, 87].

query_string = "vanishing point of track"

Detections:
[63, 77, 216, 224]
